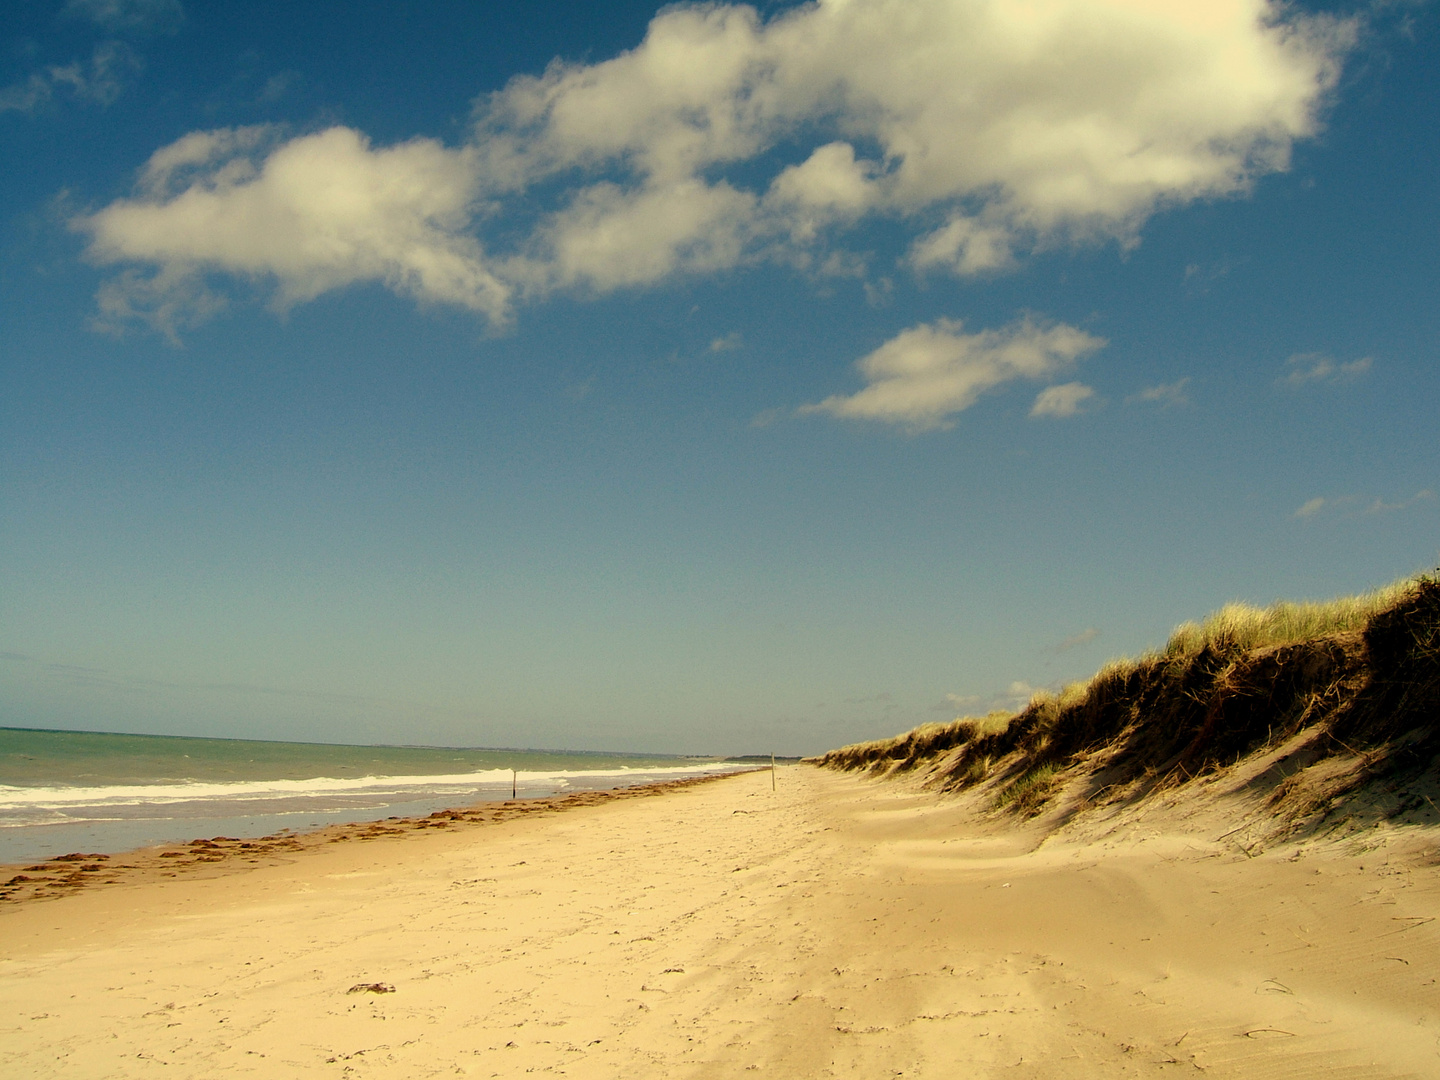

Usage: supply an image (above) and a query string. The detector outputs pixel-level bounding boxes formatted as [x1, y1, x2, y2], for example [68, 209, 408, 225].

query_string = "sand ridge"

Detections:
[2, 766, 1439, 1077]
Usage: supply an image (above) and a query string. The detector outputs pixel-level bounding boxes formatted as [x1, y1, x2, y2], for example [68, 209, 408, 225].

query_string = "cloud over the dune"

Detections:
[76, 0, 1353, 333]
[799, 316, 1104, 430]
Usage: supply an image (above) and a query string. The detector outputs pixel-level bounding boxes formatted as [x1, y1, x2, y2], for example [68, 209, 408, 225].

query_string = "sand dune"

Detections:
[3, 766, 1439, 1077]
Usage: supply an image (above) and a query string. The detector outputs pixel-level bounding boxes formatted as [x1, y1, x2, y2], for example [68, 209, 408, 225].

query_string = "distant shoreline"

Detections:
[0, 770, 752, 906]
[0, 725, 766, 865]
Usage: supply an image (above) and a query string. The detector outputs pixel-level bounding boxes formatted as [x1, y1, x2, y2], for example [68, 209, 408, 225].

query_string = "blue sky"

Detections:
[2, 0, 1437, 755]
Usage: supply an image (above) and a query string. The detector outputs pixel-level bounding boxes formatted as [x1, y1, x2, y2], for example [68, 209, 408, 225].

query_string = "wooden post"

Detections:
[771, 753, 776, 791]
[512, 769, 517, 800]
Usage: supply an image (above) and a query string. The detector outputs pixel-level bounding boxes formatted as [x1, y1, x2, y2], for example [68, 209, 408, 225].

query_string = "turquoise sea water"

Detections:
[0, 727, 752, 864]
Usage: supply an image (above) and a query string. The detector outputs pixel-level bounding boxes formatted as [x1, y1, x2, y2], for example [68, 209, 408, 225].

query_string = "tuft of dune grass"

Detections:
[1161, 577, 1417, 659]
[993, 762, 1060, 815]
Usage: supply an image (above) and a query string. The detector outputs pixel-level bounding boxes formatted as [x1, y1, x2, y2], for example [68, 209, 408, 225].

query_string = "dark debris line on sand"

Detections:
[0, 772, 747, 907]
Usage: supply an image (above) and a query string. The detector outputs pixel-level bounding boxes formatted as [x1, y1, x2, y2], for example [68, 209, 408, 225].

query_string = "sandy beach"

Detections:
[3, 765, 1439, 1078]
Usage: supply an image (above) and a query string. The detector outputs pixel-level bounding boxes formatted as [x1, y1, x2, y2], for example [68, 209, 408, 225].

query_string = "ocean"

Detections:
[0, 727, 755, 864]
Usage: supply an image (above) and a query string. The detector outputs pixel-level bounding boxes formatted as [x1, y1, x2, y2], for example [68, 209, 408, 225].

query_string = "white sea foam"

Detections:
[0, 763, 747, 820]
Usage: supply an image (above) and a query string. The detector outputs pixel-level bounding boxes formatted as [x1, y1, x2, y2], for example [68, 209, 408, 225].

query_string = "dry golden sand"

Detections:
[3, 766, 1440, 1078]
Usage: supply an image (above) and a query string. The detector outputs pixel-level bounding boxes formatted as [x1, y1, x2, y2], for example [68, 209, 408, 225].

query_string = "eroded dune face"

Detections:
[3, 765, 1439, 1078]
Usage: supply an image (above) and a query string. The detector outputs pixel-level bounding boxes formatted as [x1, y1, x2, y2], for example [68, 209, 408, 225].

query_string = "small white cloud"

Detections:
[955, 680, 1063, 714]
[1182, 258, 1242, 293]
[766, 142, 881, 244]
[1127, 377, 1190, 408]
[799, 316, 1104, 431]
[1282, 352, 1372, 386]
[1055, 628, 1101, 652]
[91, 264, 228, 344]
[1365, 489, 1435, 515]
[908, 215, 1015, 276]
[709, 331, 743, 353]
[0, 42, 138, 114]
[862, 275, 893, 307]
[257, 72, 297, 105]
[65, 0, 183, 33]
[933, 691, 982, 713]
[1030, 381, 1095, 419]
[1005, 681, 1045, 709]
[0, 72, 64, 115]
[1295, 490, 1433, 520]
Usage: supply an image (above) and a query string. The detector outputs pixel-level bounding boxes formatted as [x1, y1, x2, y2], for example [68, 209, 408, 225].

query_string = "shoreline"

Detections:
[0, 770, 750, 907]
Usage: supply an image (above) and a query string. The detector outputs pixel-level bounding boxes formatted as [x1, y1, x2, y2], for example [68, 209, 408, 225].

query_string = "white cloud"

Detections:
[1030, 381, 1096, 418]
[946, 680, 1069, 714]
[0, 42, 138, 114]
[505, 177, 758, 296]
[1294, 490, 1433, 520]
[1056, 628, 1101, 652]
[766, 142, 883, 244]
[1366, 489, 1435, 515]
[77, 127, 512, 337]
[1128, 377, 1190, 407]
[1182, 257, 1241, 293]
[65, 0, 183, 33]
[92, 264, 228, 343]
[77, 0, 1354, 333]
[0, 72, 64, 115]
[799, 316, 1103, 431]
[933, 691, 983, 713]
[709, 331, 743, 353]
[135, 125, 273, 196]
[1005, 681, 1046, 709]
[1281, 352, 1372, 386]
[909, 215, 1015, 275]
[481, 0, 1352, 284]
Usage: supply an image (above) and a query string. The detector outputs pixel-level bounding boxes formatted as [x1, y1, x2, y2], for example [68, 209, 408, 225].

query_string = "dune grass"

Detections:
[993, 762, 1060, 813]
[813, 570, 1440, 824]
[816, 710, 1014, 772]
[1161, 577, 1418, 659]
[1012, 574, 1425, 718]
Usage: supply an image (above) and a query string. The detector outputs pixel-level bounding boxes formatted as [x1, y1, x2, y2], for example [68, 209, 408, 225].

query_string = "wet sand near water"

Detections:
[2, 766, 1439, 1078]
[0, 773, 742, 906]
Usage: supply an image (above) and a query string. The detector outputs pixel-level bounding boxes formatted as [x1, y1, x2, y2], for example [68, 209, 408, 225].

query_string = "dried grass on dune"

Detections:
[812, 571, 1440, 837]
